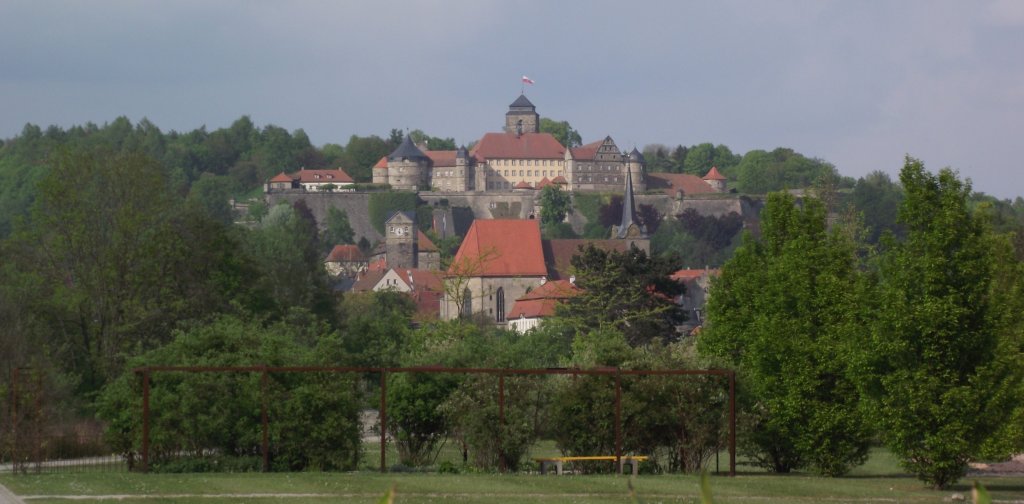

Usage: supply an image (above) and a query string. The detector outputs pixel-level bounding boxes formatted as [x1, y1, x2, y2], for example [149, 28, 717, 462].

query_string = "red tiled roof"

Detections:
[508, 280, 581, 319]
[471, 132, 565, 160]
[449, 219, 547, 277]
[293, 168, 354, 184]
[514, 181, 534, 189]
[670, 268, 721, 282]
[541, 239, 634, 280]
[326, 245, 366, 263]
[425, 150, 458, 167]
[399, 268, 444, 293]
[519, 279, 581, 300]
[367, 257, 388, 272]
[571, 140, 603, 160]
[351, 270, 386, 292]
[646, 173, 717, 196]
[536, 177, 553, 189]
[508, 299, 560, 319]
[552, 176, 568, 184]
[373, 156, 388, 169]
[417, 230, 438, 252]
[270, 172, 293, 183]
[703, 166, 727, 181]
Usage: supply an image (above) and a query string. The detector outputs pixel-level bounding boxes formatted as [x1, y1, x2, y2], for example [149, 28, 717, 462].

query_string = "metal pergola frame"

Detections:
[133, 365, 736, 475]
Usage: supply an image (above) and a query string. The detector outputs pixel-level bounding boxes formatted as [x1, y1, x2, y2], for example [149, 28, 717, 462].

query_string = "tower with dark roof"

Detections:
[627, 147, 647, 193]
[387, 135, 431, 190]
[505, 94, 540, 135]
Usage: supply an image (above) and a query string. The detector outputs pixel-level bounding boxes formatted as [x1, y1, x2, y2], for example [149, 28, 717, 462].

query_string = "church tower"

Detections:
[505, 95, 540, 135]
[385, 211, 417, 269]
[613, 169, 651, 253]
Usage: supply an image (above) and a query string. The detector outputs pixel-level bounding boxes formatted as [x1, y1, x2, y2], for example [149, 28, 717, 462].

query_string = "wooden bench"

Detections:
[534, 455, 649, 476]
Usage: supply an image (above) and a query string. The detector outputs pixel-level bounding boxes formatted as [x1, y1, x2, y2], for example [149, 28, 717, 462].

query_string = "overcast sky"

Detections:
[2, 1, 1022, 199]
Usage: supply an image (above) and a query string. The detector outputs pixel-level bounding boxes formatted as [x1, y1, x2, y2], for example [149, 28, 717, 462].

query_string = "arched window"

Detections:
[496, 288, 505, 322]
[462, 288, 472, 318]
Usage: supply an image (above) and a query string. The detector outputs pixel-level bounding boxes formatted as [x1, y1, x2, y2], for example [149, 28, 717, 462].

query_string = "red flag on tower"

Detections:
[521, 75, 535, 85]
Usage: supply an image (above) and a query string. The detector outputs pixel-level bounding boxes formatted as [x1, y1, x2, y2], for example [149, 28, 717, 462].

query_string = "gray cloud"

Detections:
[1, 0, 1021, 198]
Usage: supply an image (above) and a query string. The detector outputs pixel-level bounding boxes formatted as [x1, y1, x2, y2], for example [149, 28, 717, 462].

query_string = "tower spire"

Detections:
[616, 168, 647, 239]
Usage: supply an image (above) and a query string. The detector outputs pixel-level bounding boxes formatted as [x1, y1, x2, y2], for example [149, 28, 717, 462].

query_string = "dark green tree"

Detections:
[864, 157, 1021, 488]
[699, 193, 872, 476]
[848, 170, 904, 244]
[557, 245, 685, 346]
[539, 118, 582, 147]
[539, 185, 572, 226]
[323, 206, 355, 247]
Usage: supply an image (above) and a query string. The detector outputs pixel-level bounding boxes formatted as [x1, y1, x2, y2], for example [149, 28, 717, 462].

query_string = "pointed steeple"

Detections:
[616, 168, 648, 239]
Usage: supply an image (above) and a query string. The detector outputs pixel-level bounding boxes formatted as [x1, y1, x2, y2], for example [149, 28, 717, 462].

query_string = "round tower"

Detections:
[563, 146, 575, 190]
[387, 135, 430, 191]
[703, 166, 727, 192]
[628, 148, 647, 193]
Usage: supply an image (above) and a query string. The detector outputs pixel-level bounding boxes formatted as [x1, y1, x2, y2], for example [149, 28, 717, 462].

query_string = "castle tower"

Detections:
[703, 166, 727, 192]
[627, 148, 647, 193]
[563, 146, 575, 190]
[387, 135, 430, 190]
[457, 145, 477, 192]
[505, 94, 540, 135]
[385, 211, 417, 269]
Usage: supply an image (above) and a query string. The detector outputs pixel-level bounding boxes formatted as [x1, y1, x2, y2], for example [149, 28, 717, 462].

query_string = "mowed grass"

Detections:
[3, 447, 1024, 503]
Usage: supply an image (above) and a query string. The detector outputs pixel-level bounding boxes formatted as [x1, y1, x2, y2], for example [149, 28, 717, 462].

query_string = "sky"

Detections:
[2, 1, 1023, 199]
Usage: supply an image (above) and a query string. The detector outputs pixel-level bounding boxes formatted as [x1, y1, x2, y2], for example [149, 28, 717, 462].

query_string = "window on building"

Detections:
[462, 288, 472, 318]
[496, 288, 505, 322]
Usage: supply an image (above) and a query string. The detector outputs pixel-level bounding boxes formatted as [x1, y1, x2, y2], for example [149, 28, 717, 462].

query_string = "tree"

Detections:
[409, 130, 457, 151]
[699, 193, 872, 476]
[323, 206, 355, 247]
[186, 173, 235, 225]
[539, 185, 572, 226]
[96, 314, 362, 472]
[683, 143, 739, 177]
[848, 170, 904, 244]
[557, 245, 685, 346]
[539, 118, 582, 148]
[864, 158, 1020, 488]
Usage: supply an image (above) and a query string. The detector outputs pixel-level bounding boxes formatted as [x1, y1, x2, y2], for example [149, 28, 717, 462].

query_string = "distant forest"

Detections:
[2, 115, 1023, 249]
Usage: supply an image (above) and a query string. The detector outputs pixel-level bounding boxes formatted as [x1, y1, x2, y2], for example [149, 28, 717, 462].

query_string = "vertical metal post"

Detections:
[33, 371, 42, 473]
[729, 370, 736, 477]
[614, 369, 622, 475]
[498, 373, 505, 473]
[141, 369, 150, 473]
[261, 368, 269, 473]
[10, 367, 18, 474]
[379, 369, 387, 473]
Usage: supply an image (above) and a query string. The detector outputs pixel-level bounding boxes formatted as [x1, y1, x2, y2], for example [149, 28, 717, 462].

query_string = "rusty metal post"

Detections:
[33, 371, 42, 473]
[615, 369, 622, 475]
[10, 367, 17, 474]
[141, 369, 150, 473]
[498, 373, 505, 473]
[379, 369, 387, 473]
[729, 370, 736, 477]
[261, 368, 269, 473]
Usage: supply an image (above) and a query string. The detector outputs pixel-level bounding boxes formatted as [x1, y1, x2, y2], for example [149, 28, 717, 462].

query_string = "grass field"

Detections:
[2, 448, 1023, 503]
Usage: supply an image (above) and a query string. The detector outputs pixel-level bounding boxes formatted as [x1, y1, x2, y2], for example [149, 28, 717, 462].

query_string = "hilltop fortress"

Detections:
[266, 95, 756, 244]
[372, 94, 649, 194]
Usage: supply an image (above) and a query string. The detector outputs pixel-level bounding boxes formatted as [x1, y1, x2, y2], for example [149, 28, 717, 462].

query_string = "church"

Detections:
[372, 95, 646, 195]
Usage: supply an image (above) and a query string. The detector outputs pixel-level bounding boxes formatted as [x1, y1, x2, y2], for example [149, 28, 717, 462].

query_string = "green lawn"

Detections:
[3, 448, 1023, 503]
